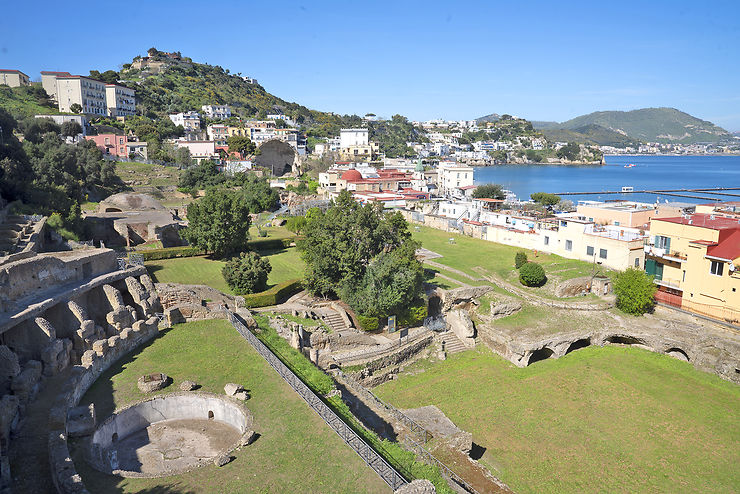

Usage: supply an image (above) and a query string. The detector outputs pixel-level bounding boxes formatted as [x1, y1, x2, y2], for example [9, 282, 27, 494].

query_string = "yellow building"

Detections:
[646, 214, 740, 323]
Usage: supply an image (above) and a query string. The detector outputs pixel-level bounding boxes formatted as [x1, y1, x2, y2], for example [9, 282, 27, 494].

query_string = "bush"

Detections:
[241, 279, 303, 308]
[519, 262, 547, 287]
[614, 268, 657, 315]
[139, 246, 205, 261]
[222, 251, 272, 295]
[514, 251, 528, 269]
[357, 314, 380, 332]
[285, 216, 307, 234]
[398, 302, 428, 327]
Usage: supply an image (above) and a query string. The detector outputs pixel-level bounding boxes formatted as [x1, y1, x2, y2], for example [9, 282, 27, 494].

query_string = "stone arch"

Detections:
[253, 139, 296, 177]
[527, 347, 554, 366]
[605, 335, 645, 346]
[104, 207, 122, 213]
[565, 338, 591, 355]
[428, 295, 442, 316]
[665, 347, 689, 362]
[208, 410, 214, 420]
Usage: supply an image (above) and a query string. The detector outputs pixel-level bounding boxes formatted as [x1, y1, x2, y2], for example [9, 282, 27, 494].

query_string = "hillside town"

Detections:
[0, 37, 739, 494]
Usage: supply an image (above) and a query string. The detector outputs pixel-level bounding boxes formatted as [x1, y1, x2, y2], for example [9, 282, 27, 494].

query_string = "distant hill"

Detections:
[476, 113, 500, 123]
[542, 124, 641, 147]
[535, 108, 731, 144]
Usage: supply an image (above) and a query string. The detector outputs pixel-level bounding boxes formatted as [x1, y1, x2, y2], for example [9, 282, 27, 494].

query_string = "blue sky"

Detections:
[2, 0, 739, 130]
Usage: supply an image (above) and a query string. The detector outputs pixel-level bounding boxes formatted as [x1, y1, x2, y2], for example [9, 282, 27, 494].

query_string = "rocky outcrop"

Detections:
[442, 285, 493, 312]
[395, 479, 436, 494]
[554, 276, 592, 298]
[490, 301, 522, 318]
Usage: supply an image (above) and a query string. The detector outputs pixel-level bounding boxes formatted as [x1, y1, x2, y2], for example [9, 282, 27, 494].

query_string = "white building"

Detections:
[0, 69, 30, 87]
[172, 140, 217, 163]
[201, 105, 231, 120]
[34, 114, 88, 135]
[340, 128, 369, 148]
[55, 75, 107, 115]
[169, 112, 201, 131]
[105, 84, 136, 117]
[437, 161, 474, 197]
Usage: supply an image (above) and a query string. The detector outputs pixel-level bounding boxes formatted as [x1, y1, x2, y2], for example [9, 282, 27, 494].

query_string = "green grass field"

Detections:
[70, 320, 389, 493]
[375, 345, 740, 494]
[146, 248, 304, 295]
[412, 226, 596, 281]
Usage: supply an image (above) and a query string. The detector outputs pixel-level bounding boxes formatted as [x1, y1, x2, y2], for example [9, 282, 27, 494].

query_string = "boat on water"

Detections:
[624, 163, 636, 168]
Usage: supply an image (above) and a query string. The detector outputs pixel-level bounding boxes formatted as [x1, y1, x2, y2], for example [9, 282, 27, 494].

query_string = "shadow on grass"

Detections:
[334, 381, 398, 442]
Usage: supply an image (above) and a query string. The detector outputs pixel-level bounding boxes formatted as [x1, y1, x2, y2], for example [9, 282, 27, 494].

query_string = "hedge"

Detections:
[357, 314, 380, 332]
[241, 278, 303, 308]
[139, 236, 299, 261]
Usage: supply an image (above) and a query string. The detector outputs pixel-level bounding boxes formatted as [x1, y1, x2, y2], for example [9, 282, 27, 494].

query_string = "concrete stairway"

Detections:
[439, 330, 467, 354]
[322, 310, 348, 332]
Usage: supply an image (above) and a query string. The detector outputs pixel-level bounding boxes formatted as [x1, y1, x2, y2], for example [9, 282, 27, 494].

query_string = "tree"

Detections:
[519, 262, 547, 287]
[285, 216, 307, 234]
[472, 183, 505, 200]
[614, 268, 657, 315]
[227, 135, 256, 157]
[556, 142, 580, 161]
[301, 190, 415, 299]
[531, 192, 560, 207]
[61, 121, 83, 137]
[222, 251, 272, 294]
[514, 251, 528, 269]
[182, 188, 251, 256]
[70, 103, 82, 114]
[339, 241, 424, 318]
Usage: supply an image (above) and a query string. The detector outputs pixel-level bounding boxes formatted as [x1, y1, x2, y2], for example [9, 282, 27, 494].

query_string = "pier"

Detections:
[554, 187, 740, 201]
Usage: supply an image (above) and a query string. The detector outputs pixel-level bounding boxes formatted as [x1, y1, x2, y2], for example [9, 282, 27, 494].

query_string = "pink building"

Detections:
[85, 134, 129, 157]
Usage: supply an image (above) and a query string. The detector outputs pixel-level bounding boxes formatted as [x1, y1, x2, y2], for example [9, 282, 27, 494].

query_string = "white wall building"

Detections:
[340, 128, 369, 148]
[169, 112, 201, 131]
[201, 105, 231, 120]
[34, 114, 88, 135]
[105, 84, 136, 117]
[437, 161, 474, 197]
[172, 139, 217, 162]
[55, 75, 107, 115]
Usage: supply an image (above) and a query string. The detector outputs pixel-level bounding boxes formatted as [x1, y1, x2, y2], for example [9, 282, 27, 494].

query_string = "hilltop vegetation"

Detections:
[0, 85, 58, 118]
[535, 107, 732, 144]
[542, 124, 641, 147]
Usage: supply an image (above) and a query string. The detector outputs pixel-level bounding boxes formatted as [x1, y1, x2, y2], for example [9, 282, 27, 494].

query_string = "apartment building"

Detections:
[437, 161, 474, 197]
[201, 104, 231, 120]
[171, 140, 217, 163]
[41, 71, 71, 101]
[576, 200, 693, 228]
[0, 69, 30, 87]
[56, 75, 107, 115]
[646, 213, 740, 323]
[105, 84, 136, 117]
[85, 134, 129, 157]
[169, 112, 201, 131]
[34, 114, 88, 135]
[339, 128, 375, 160]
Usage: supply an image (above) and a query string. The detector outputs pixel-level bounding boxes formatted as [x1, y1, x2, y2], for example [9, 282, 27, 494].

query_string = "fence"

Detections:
[225, 311, 408, 491]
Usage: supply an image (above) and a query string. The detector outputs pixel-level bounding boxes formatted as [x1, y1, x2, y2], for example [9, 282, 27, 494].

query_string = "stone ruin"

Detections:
[0, 248, 163, 493]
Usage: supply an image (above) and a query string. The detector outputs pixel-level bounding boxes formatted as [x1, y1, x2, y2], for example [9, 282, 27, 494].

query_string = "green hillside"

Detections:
[0, 84, 59, 119]
[555, 107, 731, 144]
[543, 124, 640, 147]
[117, 50, 353, 132]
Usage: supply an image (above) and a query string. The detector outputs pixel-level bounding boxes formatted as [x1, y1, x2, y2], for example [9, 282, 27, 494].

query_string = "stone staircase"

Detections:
[322, 309, 349, 332]
[439, 330, 467, 354]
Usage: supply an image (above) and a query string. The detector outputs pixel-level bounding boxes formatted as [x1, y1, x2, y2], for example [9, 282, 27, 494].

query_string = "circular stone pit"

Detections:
[89, 392, 253, 478]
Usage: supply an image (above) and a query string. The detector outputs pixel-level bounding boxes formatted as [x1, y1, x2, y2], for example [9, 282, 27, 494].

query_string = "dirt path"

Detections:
[10, 369, 72, 494]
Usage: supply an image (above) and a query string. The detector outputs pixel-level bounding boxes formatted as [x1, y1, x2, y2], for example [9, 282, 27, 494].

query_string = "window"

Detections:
[635, 258, 640, 268]
[586, 246, 594, 256]
[614, 221, 620, 226]
[599, 249, 607, 259]
[561, 220, 567, 227]
[544, 236, 549, 246]
[655, 235, 670, 250]
[710, 261, 724, 276]
[565, 240, 573, 251]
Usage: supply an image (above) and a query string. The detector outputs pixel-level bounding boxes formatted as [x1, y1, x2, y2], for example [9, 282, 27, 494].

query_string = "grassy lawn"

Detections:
[249, 224, 296, 240]
[115, 161, 181, 188]
[375, 345, 740, 494]
[412, 226, 596, 280]
[71, 320, 389, 493]
[146, 248, 304, 295]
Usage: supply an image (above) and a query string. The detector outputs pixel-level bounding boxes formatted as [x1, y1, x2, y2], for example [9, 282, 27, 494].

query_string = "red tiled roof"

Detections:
[474, 198, 504, 202]
[459, 185, 477, 190]
[652, 214, 740, 230]
[706, 229, 740, 261]
[41, 71, 71, 75]
[0, 69, 27, 74]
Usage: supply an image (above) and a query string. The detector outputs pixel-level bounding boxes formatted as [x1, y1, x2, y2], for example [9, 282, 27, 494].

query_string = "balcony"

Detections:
[654, 277, 682, 290]
[643, 243, 686, 263]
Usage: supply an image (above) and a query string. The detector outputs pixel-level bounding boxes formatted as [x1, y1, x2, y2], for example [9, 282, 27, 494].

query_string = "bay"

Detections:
[473, 155, 740, 204]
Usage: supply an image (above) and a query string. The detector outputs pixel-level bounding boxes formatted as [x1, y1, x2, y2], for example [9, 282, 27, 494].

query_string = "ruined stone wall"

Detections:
[0, 249, 117, 311]
[0, 251, 162, 494]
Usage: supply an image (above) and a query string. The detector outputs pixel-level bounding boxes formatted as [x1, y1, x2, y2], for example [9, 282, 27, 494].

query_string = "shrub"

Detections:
[519, 262, 547, 287]
[139, 246, 205, 261]
[241, 279, 303, 308]
[614, 268, 657, 315]
[285, 216, 307, 234]
[222, 251, 272, 295]
[357, 314, 380, 332]
[398, 302, 428, 327]
[514, 251, 528, 269]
